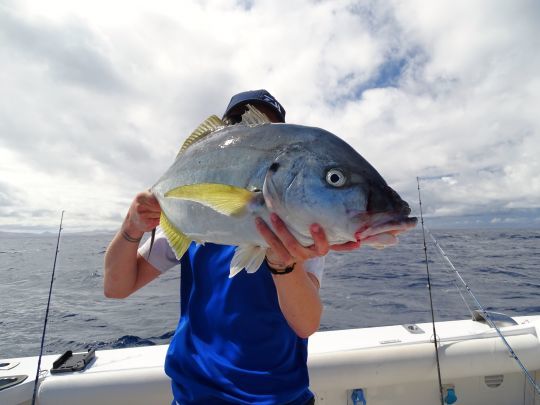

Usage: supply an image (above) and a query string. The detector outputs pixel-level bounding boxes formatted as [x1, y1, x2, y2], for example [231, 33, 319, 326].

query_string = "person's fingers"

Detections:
[309, 224, 329, 256]
[137, 208, 161, 219]
[257, 214, 360, 265]
[146, 218, 160, 228]
[329, 240, 361, 252]
[255, 217, 292, 265]
[144, 194, 161, 211]
[125, 192, 162, 234]
[137, 193, 161, 211]
[144, 212, 161, 220]
[269, 214, 311, 261]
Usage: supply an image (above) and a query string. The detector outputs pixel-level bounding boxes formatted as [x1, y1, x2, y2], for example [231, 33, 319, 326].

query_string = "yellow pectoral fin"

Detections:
[164, 183, 254, 217]
[160, 213, 191, 260]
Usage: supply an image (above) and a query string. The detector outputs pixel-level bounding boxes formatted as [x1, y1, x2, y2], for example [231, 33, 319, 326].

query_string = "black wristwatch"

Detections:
[266, 259, 296, 275]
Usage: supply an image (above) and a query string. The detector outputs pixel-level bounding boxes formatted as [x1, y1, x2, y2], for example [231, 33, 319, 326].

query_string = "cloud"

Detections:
[0, 0, 539, 231]
[0, 8, 126, 93]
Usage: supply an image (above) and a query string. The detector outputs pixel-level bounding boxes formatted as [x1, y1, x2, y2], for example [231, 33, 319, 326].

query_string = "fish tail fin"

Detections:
[160, 212, 191, 260]
[229, 245, 267, 278]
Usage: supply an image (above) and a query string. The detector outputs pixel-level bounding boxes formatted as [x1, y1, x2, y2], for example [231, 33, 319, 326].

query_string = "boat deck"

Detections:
[2, 315, 540, 404]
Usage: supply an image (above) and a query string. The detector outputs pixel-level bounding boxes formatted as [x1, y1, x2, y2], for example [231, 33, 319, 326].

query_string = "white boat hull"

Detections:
[2, 315, 540, 405]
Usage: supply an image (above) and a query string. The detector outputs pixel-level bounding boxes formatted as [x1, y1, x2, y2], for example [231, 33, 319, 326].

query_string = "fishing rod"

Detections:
[31, 211, 64, 405]
[427, 227, 540, 396]
[416, 177, 444, 405]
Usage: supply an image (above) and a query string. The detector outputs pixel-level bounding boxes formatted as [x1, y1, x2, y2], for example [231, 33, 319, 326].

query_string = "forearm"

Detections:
[104, 191, 161, 298]
[272, 262, 322, 338]
[104, 228, 143, 298]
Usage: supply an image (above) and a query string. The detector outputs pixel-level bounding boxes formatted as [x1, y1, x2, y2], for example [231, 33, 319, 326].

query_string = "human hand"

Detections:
[255, 213, 361, 269]
[122, 191, 161, 237]
[328, 240, 362, 252]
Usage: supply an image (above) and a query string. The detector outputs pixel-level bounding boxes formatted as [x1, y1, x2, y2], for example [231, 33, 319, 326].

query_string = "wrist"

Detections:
[121, 217, 144, 242]
[120, 229, 143, 243]
[266, 258, 296, 275]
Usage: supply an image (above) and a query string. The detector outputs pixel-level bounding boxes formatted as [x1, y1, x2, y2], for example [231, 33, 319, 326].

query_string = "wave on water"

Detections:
[88, 331, 175, 350]
[1, 228, 539, 359]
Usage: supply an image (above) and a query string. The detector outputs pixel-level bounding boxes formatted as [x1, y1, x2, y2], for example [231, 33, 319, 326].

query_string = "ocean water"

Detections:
[1, 228, 539, 360]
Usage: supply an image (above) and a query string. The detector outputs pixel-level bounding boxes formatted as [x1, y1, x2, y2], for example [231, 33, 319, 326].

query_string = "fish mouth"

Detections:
[354, 213, 418, 248]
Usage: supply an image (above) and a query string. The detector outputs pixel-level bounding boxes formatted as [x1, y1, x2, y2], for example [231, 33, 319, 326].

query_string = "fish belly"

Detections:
[159, 198, 269, 247]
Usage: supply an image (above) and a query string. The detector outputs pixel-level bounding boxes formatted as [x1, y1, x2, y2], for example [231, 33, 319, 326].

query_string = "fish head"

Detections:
[262, 129, 417, 248]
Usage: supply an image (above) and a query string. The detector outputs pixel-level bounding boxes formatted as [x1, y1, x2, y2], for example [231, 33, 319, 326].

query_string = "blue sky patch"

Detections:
[352, 55, 409, 98]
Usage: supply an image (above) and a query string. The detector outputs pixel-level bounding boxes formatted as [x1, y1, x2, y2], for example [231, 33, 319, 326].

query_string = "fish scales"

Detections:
[154, 124, 322, 245]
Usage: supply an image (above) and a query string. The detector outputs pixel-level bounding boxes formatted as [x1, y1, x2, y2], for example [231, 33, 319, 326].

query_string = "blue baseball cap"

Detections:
[223, 89, 286, 123]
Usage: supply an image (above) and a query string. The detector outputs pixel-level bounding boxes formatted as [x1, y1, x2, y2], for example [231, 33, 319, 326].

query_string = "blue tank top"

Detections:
[165, 243, 313, 405]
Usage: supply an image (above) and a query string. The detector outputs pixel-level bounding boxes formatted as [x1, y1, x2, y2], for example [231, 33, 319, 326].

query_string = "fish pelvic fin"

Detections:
[177, 115, 225, 157]
[165, 183, 254, 217]
[241, 105, 272, 126]
[229, 245, 267, 278]
[160, 212, 191, 260]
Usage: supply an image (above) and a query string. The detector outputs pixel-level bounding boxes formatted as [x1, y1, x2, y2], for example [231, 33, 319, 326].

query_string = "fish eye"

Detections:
[326, 169, 346, 187]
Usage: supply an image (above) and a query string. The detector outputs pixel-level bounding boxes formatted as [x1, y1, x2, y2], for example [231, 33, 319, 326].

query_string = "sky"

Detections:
[0, 0, 539, 232]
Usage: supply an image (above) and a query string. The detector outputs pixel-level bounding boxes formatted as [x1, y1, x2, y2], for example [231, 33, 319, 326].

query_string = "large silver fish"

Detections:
[152, 106, 417, 277]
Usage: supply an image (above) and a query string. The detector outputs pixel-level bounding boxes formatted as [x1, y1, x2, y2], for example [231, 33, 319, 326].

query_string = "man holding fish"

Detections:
[104, 90, 416, 404]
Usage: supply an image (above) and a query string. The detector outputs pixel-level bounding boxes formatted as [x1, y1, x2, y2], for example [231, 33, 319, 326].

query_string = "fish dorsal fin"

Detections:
[178, 115, 224, 156]
[241, 104, 272, 126]
[160, 212, 192, 260]
[165, 183, 254, 217]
